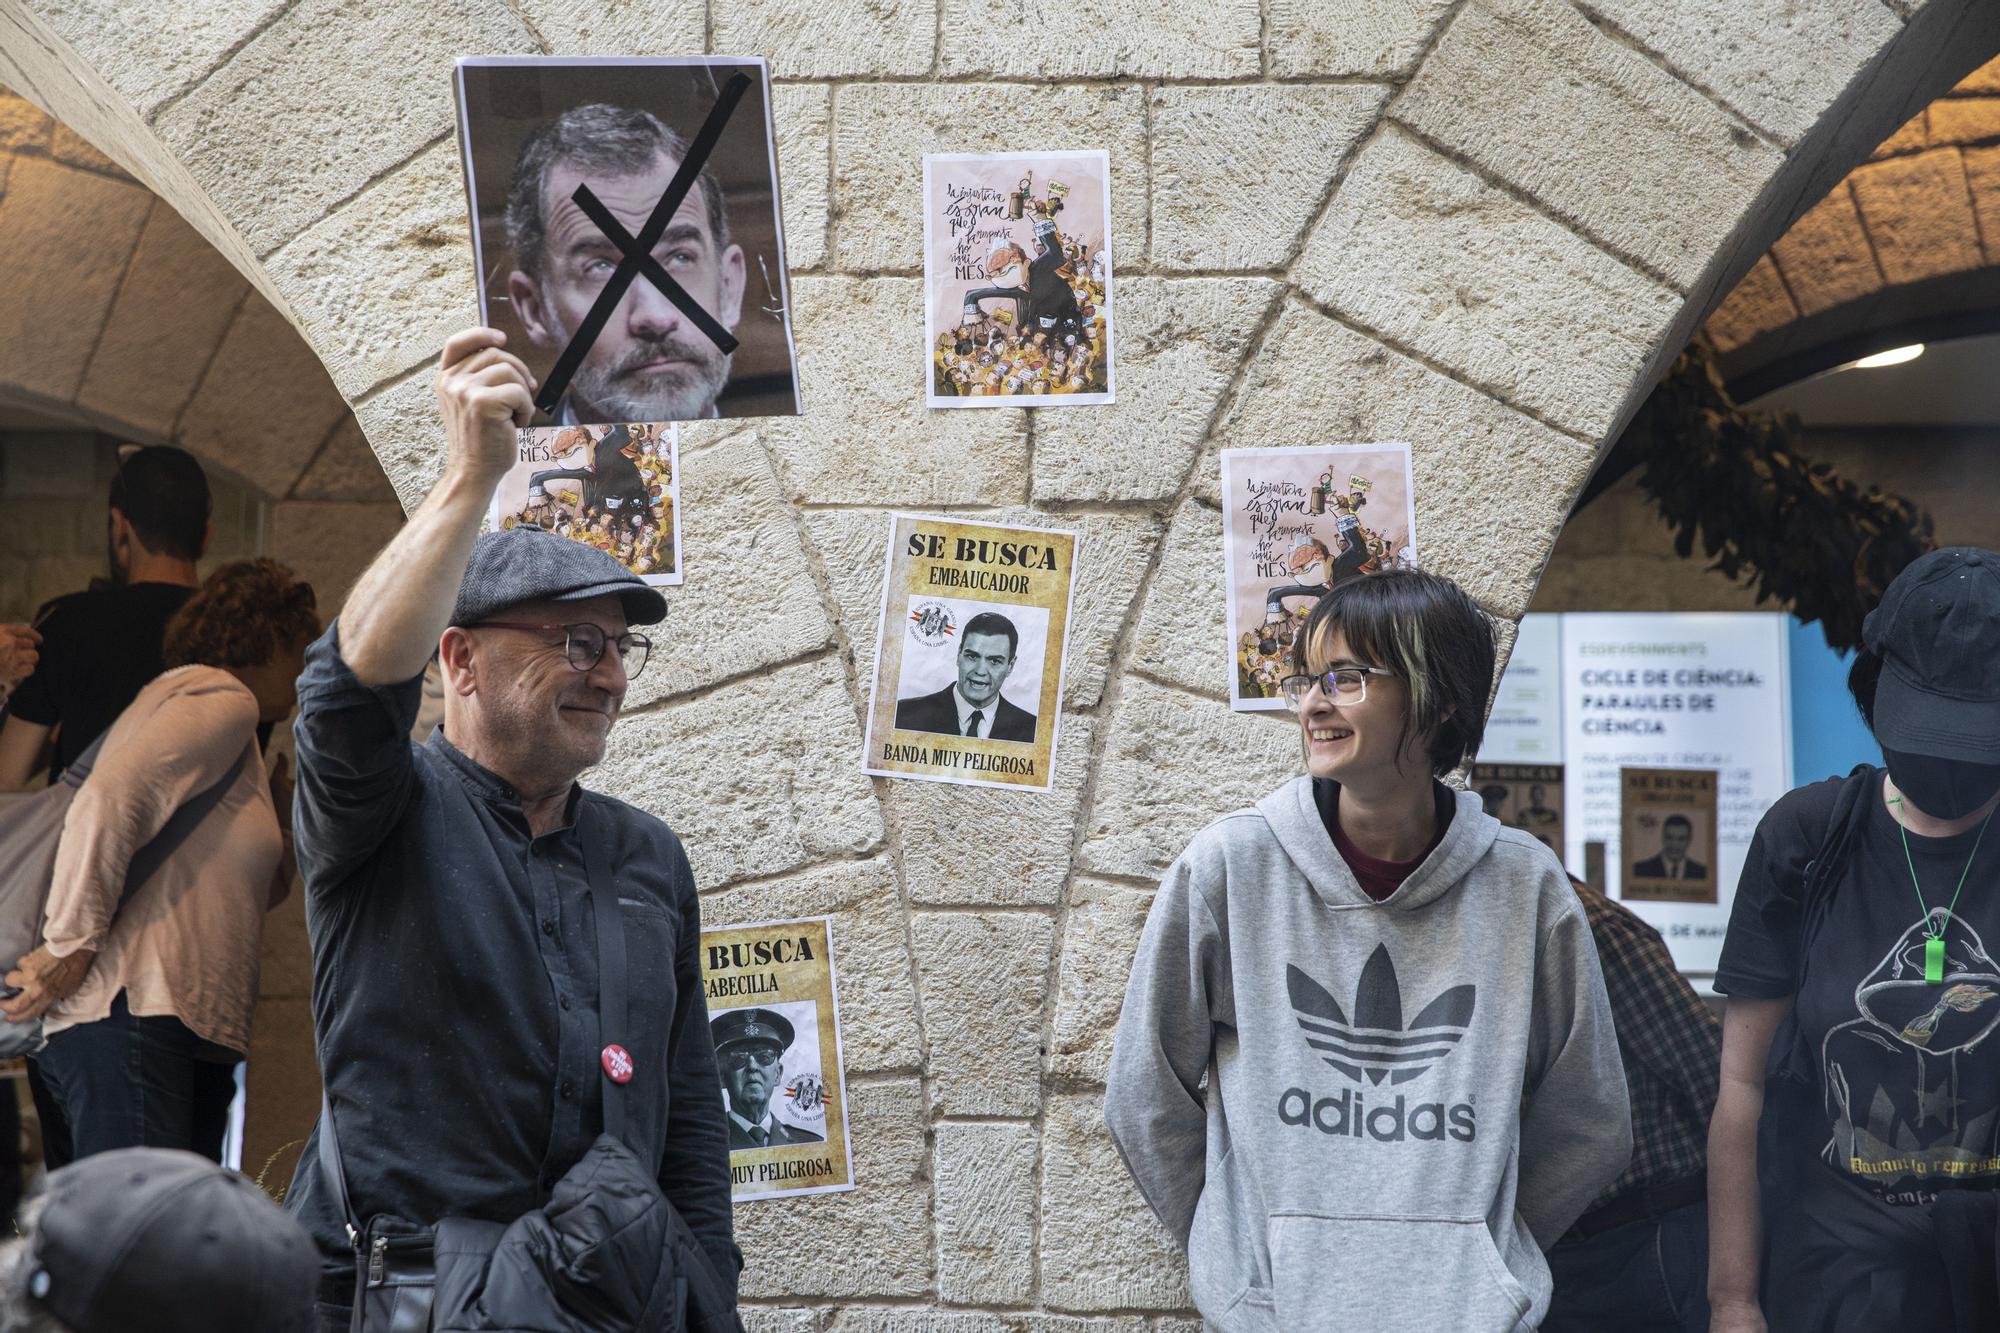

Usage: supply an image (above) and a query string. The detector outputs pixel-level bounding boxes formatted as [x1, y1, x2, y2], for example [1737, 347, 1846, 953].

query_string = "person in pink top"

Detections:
[1, 558, 321, 1163]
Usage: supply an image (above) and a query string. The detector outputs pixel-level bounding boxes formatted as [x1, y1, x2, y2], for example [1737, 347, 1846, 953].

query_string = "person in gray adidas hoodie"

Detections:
[1106, 570, 1631, 1333]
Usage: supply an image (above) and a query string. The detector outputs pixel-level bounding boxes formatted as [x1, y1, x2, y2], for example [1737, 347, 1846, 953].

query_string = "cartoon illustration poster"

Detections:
[1220, 444, 1419, 711]
[922, 150, 1113, 407]
[490, 422, 683, 585]
[700, 916, 854, 1202]
[862, 514, 1078, 792]
[1619, 767, 1719, 905]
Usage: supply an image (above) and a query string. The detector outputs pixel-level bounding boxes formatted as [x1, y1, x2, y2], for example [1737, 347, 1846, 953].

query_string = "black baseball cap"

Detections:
[26, 1148, 317, 1333]
[449, 526, 666, 628]
[1863, 547, 2000, 763]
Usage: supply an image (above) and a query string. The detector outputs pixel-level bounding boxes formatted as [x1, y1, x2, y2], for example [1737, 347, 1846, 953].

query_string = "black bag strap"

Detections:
[58, 722, 251, 897]
[1793, 764, 1878, 991]
[578, 801, 630, 1148]
[318, 1085, 359, 1242]
[316, 799, 634, 1239]
[120, 743, 253, 898]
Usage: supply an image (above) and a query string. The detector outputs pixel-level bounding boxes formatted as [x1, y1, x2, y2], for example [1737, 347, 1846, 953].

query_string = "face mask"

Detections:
[1882, 747, 2000, 820]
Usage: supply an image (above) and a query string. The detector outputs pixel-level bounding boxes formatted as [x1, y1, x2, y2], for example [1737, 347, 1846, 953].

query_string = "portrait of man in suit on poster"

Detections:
[894, 609, 1039, 743]
[1631, 813, 1708, 881]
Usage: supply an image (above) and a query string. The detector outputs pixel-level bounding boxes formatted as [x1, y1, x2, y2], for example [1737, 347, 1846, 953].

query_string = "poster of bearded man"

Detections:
[455, 56, 801, 426]
[922, 150, 1114, 408]
[1220, 444, 1418, 712]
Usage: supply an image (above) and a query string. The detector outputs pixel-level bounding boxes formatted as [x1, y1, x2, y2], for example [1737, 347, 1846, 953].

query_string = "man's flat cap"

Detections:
[451, 526, 666, 627]
[712, 1007, 796, 1054]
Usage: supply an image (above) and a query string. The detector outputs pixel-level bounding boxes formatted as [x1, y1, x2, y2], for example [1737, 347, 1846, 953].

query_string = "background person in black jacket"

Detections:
[894, 611, 1037, 742]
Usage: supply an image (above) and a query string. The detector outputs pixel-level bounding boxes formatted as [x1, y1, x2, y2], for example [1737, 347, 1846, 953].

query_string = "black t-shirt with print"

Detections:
[1718, 768, 2000, 1203]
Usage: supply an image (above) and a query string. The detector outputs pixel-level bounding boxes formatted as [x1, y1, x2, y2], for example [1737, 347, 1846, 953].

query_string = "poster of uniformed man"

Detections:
[488, 421, 683, 584]
[455, 55, 801, 425]
[1470, 763, 1566, 859]
[922, 150, 1114, 408]
[1220, 444, 1418, 711]
[1620, 767, 1719, 905]
[863, 514, 1078, 791]
[700, 916, 853, 1201]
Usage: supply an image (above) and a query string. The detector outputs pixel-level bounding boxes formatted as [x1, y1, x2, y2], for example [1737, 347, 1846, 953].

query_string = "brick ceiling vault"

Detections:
[1706, 53, 2000, 393]
[0, 0, 1995, 1327]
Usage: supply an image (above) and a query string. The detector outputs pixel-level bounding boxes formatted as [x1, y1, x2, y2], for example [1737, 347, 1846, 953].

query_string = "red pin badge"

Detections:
[601, 1044, 634, 1085]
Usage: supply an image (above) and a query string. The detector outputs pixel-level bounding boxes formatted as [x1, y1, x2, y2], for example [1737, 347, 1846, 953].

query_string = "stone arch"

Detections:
[0, 82, 402, 606]
[2, 0, 1996, 1322]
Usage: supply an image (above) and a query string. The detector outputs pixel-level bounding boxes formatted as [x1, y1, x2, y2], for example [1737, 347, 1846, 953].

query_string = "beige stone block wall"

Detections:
[3, 0, 1992, 1326]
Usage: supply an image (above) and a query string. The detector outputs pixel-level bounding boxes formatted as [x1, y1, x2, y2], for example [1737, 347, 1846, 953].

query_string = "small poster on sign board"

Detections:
[1472, 763, 1566, 861]
[701, 916, 854, 1202]
[1620, 767, 1720, 905]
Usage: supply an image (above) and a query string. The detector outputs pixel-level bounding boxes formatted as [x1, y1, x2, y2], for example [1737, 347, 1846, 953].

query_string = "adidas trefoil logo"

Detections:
[1286, 944, 1476, 1087]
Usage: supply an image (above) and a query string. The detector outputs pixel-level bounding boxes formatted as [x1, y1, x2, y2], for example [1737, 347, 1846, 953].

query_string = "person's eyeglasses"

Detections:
[721, 1046, 781, 1072]
[472, 622, 652, 679]
[1280, 665, 1397, 711]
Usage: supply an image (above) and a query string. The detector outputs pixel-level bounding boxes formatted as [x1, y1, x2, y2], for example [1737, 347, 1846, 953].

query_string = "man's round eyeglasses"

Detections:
[473, 621, 652, 679]
[1280, 665, 1396, 711]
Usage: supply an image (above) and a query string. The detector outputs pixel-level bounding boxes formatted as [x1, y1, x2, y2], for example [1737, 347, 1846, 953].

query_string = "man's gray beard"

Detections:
[555, 319, 733, 421]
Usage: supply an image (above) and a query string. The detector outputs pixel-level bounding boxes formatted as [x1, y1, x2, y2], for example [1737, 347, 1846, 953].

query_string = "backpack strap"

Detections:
[578, 801, 631, 1148]
[1793, 763, 1878, 991]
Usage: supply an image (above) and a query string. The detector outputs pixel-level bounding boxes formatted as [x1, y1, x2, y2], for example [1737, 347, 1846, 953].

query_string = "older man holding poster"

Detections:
[284, 328, 738, 1333]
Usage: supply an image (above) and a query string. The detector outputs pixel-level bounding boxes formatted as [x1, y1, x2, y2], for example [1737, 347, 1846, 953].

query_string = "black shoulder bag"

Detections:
[317, 806, 739, 1332]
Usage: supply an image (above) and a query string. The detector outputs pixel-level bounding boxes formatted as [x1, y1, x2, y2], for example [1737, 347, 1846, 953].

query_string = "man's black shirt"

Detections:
[7, 582, 195, 777]
[282, 622, 737, 1295]
[1718, 768, 2000, 1202]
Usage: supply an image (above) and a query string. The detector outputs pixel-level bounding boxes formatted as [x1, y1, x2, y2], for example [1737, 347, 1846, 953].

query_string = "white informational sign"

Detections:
[1480, 612, 1562, 764]
[1559, 613, 1792, 974]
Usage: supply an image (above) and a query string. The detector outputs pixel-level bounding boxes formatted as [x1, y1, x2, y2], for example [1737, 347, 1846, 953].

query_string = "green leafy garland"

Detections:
[1611, 344, 1934, 652]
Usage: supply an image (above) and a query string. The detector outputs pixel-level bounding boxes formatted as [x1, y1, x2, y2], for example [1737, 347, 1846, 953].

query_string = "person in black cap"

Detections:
[710, 1009, 824, 1149]
[280, 328, 737, 1332]
[0, 1147, 317, 1332]
[1709, 547, 2000, 1333]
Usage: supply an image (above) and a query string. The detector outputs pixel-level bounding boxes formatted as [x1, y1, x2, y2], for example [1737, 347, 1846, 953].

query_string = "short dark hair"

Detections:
[1297, 569, 1496, 778]
[1662, 814, 1693, 834]
[108, 446, 209, 562]
[503, 103, 731, 281]
[163, 559, 321, 670]
[961, 611, 1019, 659]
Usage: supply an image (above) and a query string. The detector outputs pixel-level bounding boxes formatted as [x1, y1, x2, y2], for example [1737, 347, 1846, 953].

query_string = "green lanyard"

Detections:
[1888, 794, 1995, 984]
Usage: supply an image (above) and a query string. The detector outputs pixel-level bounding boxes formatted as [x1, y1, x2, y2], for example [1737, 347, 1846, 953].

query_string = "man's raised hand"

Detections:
[436, 328, 538, 487]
